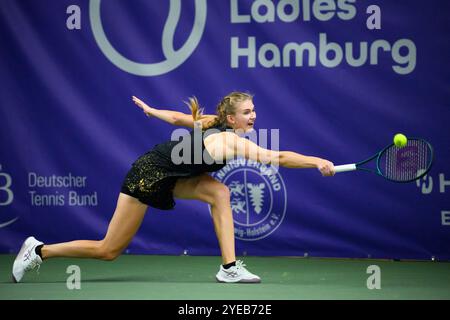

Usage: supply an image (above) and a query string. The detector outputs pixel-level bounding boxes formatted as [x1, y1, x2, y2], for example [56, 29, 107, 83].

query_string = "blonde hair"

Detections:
[186, 91, 253, 130]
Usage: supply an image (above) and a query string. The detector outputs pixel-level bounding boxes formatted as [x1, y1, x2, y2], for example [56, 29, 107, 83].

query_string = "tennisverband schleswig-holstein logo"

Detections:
[212, 159, 287, 241]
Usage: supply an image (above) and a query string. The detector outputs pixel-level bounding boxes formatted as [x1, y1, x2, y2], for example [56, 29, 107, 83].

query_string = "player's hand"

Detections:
[317, 159, 335, 177]
[132, 96, 153, 117]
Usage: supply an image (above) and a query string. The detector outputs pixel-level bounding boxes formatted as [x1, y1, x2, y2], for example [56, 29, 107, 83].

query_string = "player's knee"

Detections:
[97, 242, 121, 261]
[210, 183, 230, 205]
[100, 249, 121, 261]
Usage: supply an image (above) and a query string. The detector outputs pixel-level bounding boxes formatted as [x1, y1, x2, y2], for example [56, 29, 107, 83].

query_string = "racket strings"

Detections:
[381, 140, 431, 182]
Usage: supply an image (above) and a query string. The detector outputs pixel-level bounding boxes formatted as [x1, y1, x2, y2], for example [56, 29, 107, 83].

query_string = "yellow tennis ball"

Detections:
[393, 133, 407, 147]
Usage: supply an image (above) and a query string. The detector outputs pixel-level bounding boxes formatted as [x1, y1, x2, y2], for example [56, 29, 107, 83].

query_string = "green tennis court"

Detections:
[1, 255, 449, 300]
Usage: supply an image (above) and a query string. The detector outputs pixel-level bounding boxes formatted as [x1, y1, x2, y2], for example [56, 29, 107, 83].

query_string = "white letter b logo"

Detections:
[0, 172, 14, 206]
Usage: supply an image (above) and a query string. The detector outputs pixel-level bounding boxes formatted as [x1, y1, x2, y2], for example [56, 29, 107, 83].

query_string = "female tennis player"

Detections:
[12, 92, 335, 284]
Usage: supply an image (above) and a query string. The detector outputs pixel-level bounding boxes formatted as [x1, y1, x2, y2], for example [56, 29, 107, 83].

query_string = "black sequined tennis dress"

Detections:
[121, 125, 229, 209]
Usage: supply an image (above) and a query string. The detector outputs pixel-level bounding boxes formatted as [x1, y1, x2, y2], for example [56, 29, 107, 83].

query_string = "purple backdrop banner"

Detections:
[1, 0, 449, 260]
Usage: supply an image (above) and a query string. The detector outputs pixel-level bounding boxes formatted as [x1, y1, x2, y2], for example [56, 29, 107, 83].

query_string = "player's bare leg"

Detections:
[41, 193, 148, 260]
[173, 174, 235, 264]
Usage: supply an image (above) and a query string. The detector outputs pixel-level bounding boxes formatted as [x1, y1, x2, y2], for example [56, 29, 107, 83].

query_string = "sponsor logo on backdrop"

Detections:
[89, 0, 207, 76]
[416, 172, 450, 227]
[90, 0, 416, 76]
[0, 164, 19, 228]
[28, 172, 98, 207]
[211, 159, 287, 241]
[416, 172, 450, 195]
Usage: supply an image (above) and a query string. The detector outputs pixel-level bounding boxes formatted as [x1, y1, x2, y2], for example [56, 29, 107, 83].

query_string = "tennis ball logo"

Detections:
[90, 0, 207, 76]
[393, 133, 408, 148]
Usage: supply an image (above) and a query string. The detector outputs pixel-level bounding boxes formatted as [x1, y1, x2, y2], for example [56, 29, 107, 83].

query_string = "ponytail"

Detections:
[185, 96, 204, 121]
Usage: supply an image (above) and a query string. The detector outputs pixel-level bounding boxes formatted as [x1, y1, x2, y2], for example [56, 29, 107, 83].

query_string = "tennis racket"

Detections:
[334, 138, 433, 183]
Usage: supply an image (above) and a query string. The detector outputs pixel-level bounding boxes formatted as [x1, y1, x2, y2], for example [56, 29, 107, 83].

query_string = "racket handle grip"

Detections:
[334, 164, 357, 173]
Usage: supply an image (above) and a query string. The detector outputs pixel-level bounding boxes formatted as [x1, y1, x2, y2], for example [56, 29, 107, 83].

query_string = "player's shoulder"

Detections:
[203, 129, 236, 145]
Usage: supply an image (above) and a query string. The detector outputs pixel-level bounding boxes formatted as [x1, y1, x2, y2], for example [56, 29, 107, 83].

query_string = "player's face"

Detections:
[227, 99, 256, 133]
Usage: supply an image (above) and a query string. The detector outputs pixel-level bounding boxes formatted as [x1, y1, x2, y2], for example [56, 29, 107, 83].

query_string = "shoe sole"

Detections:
[216, 276, 261, 284]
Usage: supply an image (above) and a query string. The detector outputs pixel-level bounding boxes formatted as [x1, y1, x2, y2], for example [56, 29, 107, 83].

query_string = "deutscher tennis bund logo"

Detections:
[211, 159, 287, 241]
[0, 164, 19, 229]
[89, 0, 207, 76]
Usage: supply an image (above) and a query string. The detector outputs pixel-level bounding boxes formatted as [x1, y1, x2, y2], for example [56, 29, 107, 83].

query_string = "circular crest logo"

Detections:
[90, 0, 207, 76]
[211, 159, 287, 241]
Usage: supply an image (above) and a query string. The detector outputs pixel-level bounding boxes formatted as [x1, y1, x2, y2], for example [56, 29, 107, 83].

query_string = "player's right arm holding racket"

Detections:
[204, 131, 335, 176]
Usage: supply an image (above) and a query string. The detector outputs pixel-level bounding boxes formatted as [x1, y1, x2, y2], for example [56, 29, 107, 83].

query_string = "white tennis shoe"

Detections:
[12, 236, 43, 283]
[216, 260, 261, 283]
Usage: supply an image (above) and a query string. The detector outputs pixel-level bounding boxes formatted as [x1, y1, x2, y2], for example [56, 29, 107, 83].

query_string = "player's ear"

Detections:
[226, 114, 235, 125]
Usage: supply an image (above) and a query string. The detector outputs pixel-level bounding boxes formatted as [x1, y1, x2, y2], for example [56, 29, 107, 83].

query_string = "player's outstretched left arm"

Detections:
[132, 96, 216, 128]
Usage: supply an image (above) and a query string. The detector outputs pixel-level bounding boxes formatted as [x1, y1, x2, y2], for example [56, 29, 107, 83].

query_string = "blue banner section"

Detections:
[1, 0, 449, 260]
